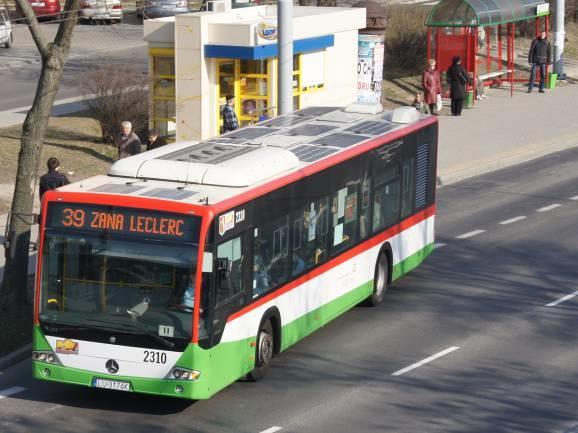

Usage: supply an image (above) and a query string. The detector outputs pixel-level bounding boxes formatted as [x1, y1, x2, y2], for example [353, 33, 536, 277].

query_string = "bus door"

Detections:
[210, 205, 253, 348]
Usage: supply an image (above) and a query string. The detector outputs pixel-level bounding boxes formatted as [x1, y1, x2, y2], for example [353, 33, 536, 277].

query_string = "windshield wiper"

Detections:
[43, 324, 91, 333]
[84, 318, 175, 349]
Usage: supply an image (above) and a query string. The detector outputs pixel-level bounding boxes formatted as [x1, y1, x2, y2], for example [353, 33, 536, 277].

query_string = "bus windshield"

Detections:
[39, 204, 202, 350]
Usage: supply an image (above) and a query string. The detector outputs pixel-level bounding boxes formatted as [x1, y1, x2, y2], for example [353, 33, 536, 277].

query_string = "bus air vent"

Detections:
[139, 188, 198, 201]
[89, 184, 147, 194]
[415, 143, 430, 208]
[289, 144, 339, 162]
[308, 132, 370, 148]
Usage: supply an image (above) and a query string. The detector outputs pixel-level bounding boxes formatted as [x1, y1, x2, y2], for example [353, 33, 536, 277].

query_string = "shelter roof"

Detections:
[426, 0, 549, 27]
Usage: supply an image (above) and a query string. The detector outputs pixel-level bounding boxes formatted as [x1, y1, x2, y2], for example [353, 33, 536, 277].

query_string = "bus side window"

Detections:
[215, 235, 244, 305]
[372, 162, 400, 233]
[401, 158, 415, 219]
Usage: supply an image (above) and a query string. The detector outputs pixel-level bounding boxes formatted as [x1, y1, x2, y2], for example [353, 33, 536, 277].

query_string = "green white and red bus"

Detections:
[32, 106, 438, 399]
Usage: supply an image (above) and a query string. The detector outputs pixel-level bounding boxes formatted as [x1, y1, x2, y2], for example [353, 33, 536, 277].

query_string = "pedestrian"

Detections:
[222, 94, 239, 133]
[446, 56, 469, 116]
[146, 129, 167, 151]
[116, 121, 141, 159]
[421, 59, 442, 115]
[412, 93, 431, 115]
[527, 31, 552, 93]
[39, 157, 70, 200]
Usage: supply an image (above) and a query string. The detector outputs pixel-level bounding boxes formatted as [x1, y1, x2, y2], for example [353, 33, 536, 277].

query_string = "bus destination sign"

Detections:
[46, 203, 199, 242]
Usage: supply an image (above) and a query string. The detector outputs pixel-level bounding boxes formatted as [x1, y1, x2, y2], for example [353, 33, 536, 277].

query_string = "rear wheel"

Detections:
[246, 320, 274, 382]
[368, 253, 389, 306]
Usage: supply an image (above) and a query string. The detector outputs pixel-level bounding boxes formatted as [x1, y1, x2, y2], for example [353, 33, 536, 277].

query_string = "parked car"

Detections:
[0, 8, 12, 48]
[27, 0, 62, 21]
[78, 0, 123, 23]
[141, 0, 190, 19]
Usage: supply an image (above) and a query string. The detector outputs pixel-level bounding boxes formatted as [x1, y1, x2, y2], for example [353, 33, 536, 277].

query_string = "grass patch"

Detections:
[0, 114, 116, 213]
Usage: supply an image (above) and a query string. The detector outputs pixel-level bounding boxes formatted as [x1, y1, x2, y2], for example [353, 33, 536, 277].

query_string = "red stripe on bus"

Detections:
[213, 116, 437, 215]
[226, 204, 435, 323]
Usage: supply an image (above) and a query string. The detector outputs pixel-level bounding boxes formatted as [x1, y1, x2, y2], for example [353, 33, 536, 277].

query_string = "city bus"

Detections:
[32, 105, 438, 399]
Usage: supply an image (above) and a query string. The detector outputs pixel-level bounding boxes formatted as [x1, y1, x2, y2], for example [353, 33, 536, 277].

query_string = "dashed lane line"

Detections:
[499, 216, 527, 225]
[259, 427, 282, 433]
[570, 196, 578, 201]
[392, 346, 460, 376]
[545, 291, 578, 307]
[434, 243, 447, 249]
[536, 204, 562, 213]
[0, 386, 27, 400]
[455, 230, 485, 239]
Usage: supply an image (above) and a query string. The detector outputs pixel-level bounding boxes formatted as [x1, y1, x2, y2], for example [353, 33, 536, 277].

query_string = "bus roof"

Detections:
[56, 106, 433, 209]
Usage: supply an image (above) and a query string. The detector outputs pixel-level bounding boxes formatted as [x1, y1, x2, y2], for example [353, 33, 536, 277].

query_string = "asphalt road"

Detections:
[0, 16, 147, 112]
[1, 147, 578, 433]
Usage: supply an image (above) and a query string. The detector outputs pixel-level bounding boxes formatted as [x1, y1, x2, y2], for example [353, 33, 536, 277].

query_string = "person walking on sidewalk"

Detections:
[116, 121, 141, 159]
[39, 157, 70, 200]
[447, 56, 469, 117]
[421, 59, 442, 115]
[146, 129, 167, 151]
[527, 31, 552, 93]
[222, 95, 239, 133]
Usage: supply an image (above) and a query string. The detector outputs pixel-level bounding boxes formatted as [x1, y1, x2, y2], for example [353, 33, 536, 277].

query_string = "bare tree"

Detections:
[77, 64, 149, 145]
[317, 0, 337, 6]
[0, 0, 79, 313]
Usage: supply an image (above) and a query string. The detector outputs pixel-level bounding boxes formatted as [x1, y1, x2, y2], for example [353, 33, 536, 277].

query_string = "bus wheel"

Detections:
[246, 320, 274, 382]
[369, 253, 389, 306]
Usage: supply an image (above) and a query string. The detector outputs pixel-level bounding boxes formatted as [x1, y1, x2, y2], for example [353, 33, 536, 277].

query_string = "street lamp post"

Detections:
[278, 0, 293, 115]
[553, 0, 565, 78]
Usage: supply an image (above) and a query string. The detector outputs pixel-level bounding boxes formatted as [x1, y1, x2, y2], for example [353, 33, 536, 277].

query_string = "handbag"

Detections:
[436, 94, 443, 112]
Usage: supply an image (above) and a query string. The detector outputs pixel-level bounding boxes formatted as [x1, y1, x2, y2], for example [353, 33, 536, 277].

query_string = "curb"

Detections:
[0, 343, 31, 371]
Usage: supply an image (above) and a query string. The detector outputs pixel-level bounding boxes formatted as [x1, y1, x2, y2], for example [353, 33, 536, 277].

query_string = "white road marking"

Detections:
[0, 386, 27, 400]
[434, 242, 447, 249]
[545, 291, 578, 307]
[536, 204, 561, 212]
[455, 230, 485, 239]
[392, 346, 460, 376]
[570, 196, 578, 201]
[499, 216, 527, 225]
[259, 427, 282, 433]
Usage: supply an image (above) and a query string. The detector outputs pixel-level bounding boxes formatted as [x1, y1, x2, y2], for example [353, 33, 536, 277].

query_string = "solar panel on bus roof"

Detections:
[224, 127, 280, 140]
[289, 145, 339, 162]
[260, 115, 314, 128]
[160, 142, 256, 164]
[90, 184, 146, 194]
[283, 124, 338, 137]
[294, 107, 340, 117]
[309, 132, 370, 148]
[344, 121, 395, 136]
[139, 188, 197, 200]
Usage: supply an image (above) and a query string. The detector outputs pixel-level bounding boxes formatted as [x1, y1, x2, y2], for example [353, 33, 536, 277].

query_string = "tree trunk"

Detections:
[317, 0, 336, 6]
[0, 0, 79, 313]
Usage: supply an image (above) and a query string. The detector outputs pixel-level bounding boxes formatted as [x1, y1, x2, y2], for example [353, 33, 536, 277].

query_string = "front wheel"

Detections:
[246, 320, 274, 382]
[368, 253, 389, 306]
[5, 33, 13, 49]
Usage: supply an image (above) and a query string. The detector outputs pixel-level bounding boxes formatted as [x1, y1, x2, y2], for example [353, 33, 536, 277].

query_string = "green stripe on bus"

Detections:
[392, 242, 434, 281]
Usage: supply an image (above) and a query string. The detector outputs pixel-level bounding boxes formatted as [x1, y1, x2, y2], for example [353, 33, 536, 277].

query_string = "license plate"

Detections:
[92, 378, 131, 392]
[31, 2, 45, 5]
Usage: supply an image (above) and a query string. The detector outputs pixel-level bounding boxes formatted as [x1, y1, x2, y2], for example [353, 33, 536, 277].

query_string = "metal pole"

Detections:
[553, 0, 565, 77]
[278, 0, 293, 115]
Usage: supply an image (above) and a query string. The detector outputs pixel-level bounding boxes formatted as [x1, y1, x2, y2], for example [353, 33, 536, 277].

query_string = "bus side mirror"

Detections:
[217, 257, 230, 290]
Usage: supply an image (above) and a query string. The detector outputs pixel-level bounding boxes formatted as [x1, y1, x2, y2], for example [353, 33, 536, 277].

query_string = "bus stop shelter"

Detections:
[425, 0, 551, 100]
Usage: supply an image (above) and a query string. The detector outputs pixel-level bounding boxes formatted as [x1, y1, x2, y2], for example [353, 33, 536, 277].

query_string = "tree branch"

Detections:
[54, 0, 80, 51]
[14, 0, 49, 58]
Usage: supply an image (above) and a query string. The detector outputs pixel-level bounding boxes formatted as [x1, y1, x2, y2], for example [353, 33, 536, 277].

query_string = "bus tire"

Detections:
[369, 253, 389, 306]
[246, 320, 274, 382]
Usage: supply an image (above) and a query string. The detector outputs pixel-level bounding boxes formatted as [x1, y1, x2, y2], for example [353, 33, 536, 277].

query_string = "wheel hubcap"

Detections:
[258, 331, 273, 366]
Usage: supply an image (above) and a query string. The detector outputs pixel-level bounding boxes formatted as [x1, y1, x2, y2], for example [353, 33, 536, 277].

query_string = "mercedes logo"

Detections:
[105, 359, 119, 374]
[109, 336, 116, 344]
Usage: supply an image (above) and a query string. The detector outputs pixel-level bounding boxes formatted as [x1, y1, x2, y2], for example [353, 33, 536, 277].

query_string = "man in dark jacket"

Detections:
[527, 31, 552, 93]
[39, 157, 70, 200]
[116, 121, 142, 159]
[146, 129, 167, 151]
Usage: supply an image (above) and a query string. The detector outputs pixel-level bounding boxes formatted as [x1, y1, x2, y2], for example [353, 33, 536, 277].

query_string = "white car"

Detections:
[78, 0, 123, 23]
[0, 8, 13, 48]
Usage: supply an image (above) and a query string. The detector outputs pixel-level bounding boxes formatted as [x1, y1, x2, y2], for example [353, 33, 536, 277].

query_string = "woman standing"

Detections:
[421, 59, 441, 114]
[447, 56, 469, 116]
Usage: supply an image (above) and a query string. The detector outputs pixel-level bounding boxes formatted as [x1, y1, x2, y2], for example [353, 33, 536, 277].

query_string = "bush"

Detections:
[77, 63, 149, 145]
[383, 5, 430, 76]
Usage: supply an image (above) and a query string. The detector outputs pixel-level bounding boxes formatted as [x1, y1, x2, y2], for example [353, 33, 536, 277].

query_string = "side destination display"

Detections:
[46, 203, 200, 242]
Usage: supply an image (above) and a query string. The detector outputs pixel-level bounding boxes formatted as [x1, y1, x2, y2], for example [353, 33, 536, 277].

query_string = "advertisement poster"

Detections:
[357, 34, 385, 105]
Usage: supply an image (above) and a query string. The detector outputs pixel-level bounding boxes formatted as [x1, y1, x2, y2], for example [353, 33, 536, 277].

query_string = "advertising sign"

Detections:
[356, 34, 385, 105]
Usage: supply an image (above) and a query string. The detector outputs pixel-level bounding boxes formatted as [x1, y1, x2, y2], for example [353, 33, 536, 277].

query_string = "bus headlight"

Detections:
[32, 351, 61, 365]
[167, 367, 200, 381]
